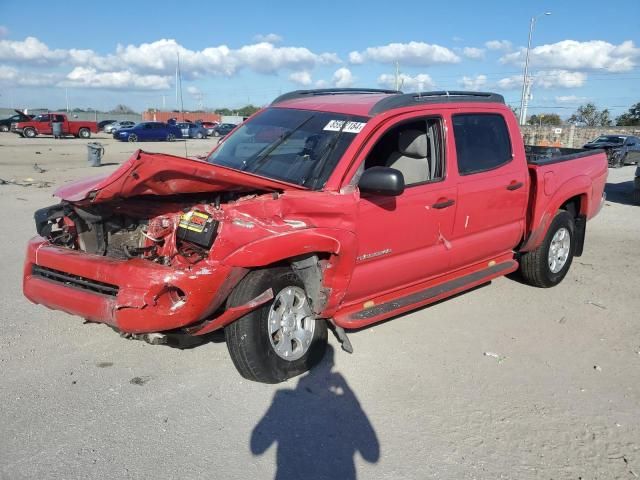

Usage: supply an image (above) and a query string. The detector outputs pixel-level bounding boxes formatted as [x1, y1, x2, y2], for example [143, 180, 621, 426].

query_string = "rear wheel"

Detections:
[225, 267, 328, 383]
[128, 133, 138, 142]
[78, 128, 91, 139]
[0, 125, 8, 132]
[519, 210, 576, 288]
[195, 131, 204, 139]
[23, 128, 36, 138]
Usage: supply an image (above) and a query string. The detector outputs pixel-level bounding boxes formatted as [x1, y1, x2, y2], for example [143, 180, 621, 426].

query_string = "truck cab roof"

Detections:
[271, 89, 506, 117]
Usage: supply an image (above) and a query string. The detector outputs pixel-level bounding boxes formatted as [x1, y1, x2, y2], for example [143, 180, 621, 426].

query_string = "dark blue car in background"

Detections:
[114, 122, 182, 142]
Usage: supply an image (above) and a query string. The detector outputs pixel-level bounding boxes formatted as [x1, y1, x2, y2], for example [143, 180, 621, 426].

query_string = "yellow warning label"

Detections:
[179, 211, 209, 233]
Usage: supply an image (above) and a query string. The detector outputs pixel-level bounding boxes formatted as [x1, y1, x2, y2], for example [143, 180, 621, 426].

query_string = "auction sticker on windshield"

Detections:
[323, 120, 367, 133]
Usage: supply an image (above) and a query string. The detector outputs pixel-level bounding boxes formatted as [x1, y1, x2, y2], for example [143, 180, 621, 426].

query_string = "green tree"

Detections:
[568, 103, 612, 127]
[109, 104, 137, 114]
[214, 108, 233, 115]
[528, 113, 562, 126]
[236, 104, 261, 117]
[616, 102, 640, 126]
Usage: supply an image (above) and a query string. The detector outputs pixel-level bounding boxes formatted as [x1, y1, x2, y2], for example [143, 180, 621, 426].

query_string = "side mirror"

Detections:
[358, 166, 405, 196]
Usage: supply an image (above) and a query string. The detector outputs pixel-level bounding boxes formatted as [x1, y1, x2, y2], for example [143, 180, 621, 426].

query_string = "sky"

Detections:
[0, 0, 639, 118]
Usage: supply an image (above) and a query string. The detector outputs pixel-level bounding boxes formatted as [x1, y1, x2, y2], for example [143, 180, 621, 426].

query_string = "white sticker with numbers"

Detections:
[323, 120, 367, 133]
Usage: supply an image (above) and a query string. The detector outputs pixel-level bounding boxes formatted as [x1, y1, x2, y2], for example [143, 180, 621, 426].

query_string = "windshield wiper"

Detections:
[302, 119, 349, 188]
[242, 115, 315, 173]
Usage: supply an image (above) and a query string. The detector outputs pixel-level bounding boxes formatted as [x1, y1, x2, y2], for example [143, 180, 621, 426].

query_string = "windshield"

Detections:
[594, 136, 624, 144]
[207, 108, 368, 189]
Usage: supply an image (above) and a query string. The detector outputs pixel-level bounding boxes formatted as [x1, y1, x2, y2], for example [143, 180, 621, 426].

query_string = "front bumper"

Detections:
[23, 237, 239, 333]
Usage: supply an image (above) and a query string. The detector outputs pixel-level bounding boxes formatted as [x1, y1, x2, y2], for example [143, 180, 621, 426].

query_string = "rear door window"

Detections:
[452, 114, 512, 175]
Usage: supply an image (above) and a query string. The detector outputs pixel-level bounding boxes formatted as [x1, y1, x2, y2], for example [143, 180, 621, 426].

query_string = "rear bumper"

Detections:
[23, 237, 240, 333]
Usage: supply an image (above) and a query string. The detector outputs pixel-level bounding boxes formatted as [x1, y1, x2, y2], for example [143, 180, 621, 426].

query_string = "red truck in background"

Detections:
[11, 112, 98, 139]
[23, 89, 608, 383]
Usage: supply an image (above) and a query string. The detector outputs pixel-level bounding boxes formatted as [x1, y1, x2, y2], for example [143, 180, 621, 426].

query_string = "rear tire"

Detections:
[0, 125, 8, 132]
[78, 128, 91, 139]
[225, 267, 328, 383]
[519, 210, 576, 288]
[128, 133, 138, 142]
[167, 133, 176, 142]
[195, 132, 204, 139]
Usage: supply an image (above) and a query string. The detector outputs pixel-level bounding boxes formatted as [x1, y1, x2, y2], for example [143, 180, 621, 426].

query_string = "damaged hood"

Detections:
[55, 150, 305, 203]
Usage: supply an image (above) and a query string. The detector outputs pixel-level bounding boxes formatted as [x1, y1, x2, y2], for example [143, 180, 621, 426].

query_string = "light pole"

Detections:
[519, 12, 551, 125]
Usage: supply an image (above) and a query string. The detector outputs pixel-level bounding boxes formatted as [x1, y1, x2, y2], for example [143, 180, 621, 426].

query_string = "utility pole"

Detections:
[519, 12, 551, 125]
[394, 61, 400, 91]
[65, 88, 69, 113]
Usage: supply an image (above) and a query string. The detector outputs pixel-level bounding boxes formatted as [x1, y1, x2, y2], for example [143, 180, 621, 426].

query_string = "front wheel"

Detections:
[0, 125, 8, 132]
[78, 128, 91, 139]
[166, 133, 176, 142]
[519, 210, 576, 288]
[23, 128, 36, 138]
[225, 267, 328, 383]
[128, 133, 138, 142]
[195, 132, 204, 139]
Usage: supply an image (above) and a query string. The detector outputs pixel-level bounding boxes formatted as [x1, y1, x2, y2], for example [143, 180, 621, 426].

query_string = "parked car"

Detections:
[211, 123, 237, 137]
[114, 122, 182, 142]
[200, 121, 219, 136]
[104, 121, 136, 133]
[0, 110, 34, 132]
[177, 122, 208, 139]
[583, 135, 640, 168]
[23, 88, 607, 383]
[11, 113, 97, 138]
[98, 120, 117, 130]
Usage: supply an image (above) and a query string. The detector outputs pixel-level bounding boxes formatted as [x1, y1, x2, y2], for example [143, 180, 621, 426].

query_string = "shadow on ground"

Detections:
[251, 345, 380, 480]
[605, 181, 637, 206]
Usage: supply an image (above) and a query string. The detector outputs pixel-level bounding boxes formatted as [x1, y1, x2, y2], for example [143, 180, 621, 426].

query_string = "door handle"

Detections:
[432, 198, 455, 209]
[506, 181, 524, 191]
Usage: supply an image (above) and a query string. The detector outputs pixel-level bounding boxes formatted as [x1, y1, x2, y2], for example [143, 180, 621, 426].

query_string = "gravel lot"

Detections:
[1, 133, 639, 480]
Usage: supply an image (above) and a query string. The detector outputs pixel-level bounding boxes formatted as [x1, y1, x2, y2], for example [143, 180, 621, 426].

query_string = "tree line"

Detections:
[526, 102, 640, 127]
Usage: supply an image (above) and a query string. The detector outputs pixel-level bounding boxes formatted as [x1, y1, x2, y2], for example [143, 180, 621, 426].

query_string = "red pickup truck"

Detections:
[23, 89, 607, 383]
[11, 113, 97, 138]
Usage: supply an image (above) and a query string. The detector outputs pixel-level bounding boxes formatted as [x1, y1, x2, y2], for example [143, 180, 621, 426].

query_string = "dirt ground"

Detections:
[0, 132, 639, 480]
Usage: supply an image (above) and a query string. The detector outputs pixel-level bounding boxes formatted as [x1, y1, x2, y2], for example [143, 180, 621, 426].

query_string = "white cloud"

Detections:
[0, 26, 9, 37]
[536, 70, 587, 88]
[253, 33, 283, 44]
[289, 71, 313, 86]
[186, 85, 202, 96]
[459, 75, 488, 91]
[0, 36, 67, 65]
[497, 70, 587, 90]
[0, 36, 341, 87]
[500, 40, 640, 72]
[555, 95, 589, 104]
[315, 79, 329, 88]
[378, 73, 435, 91]
[462, 47, 485, 59]
[485, 40, 512, 51]
[61, 67, 171, 90]
[348, 41, 460, 66]
[332, 68, 354, 88]
[0, 65, 17, 81]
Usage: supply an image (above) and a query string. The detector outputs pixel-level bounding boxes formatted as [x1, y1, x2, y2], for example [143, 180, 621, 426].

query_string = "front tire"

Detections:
[0, 125, 8, 132]
[519, 210, 576, 288]
[128, 133, 138, 142]
[23, 128, 36, 138]
[195, 131, 204, 139]
[225, 267, 328, 383]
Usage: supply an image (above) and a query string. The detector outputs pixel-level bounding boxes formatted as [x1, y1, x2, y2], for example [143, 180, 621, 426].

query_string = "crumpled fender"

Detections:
[222, 227, 357, 316]
[521, 174, 591, 252]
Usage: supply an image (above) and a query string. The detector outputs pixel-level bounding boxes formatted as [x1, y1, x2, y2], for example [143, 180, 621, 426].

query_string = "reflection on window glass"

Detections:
[207, 108, 367, 189]
[453, 114, 512, 175]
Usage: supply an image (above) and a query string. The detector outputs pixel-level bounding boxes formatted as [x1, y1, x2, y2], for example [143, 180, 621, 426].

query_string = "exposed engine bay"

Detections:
[34, 191, 258, 266]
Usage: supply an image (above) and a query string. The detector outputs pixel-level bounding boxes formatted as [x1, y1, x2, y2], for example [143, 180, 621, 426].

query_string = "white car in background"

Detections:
[104, 121, 136, 133]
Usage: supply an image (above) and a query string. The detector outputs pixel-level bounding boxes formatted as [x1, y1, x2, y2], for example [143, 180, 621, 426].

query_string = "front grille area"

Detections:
[31, 265, 119, 297]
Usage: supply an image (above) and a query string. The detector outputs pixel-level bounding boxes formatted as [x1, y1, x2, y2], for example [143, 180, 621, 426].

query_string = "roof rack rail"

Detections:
[369, 91, 505, 115]
[271, 88, 402, 105]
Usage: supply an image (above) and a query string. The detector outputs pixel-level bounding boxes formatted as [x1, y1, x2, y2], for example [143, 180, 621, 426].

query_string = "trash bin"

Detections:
[52, 121, 63, 139]
[87, 142, 104, 167]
